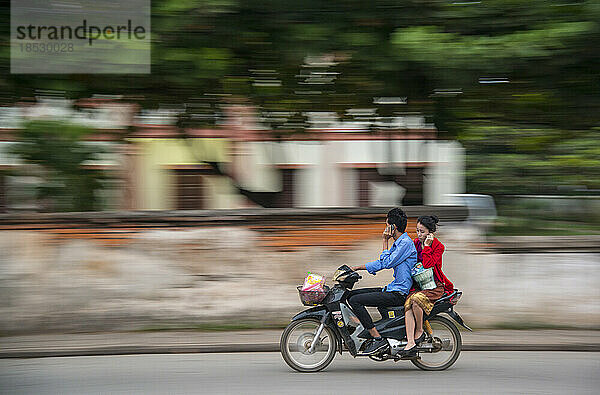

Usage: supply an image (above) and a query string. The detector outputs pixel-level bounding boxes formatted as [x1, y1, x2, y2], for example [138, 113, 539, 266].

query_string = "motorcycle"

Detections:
[280, 265, 472, 372]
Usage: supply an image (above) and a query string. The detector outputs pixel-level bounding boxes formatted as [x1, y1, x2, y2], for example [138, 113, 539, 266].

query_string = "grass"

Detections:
[135, 322, 288, 333]
[488, 216, 600, 236]
[487, 321, 586, 331]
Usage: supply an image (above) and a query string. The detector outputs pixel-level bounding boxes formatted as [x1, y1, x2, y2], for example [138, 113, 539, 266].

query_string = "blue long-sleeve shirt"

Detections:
[365, 232, 417, 295]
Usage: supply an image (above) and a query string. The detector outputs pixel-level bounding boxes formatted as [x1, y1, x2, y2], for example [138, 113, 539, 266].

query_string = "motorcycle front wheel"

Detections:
[411, 315, 462, 371]
[280, 318, 337, 373]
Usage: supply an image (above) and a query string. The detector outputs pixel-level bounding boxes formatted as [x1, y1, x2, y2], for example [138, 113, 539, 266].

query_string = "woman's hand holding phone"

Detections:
[424, 233, 434, 247]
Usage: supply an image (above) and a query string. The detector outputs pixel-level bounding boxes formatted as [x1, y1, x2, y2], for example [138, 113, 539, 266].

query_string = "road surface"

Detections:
[1, 352, 598, 394]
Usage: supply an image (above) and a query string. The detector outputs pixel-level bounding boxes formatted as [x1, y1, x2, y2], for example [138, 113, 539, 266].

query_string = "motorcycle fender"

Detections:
[445, 309, 473, 332]
[291, 306, 328, 322]
[291, 307, 343, 355]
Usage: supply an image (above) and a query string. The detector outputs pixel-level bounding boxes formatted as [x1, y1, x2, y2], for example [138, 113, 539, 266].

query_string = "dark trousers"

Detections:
[347, 287, 406, 330]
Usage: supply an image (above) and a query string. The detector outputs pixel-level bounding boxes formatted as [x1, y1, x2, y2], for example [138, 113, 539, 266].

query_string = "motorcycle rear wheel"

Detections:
[411, 315, 462, 371]
[280, 318, 337, 373]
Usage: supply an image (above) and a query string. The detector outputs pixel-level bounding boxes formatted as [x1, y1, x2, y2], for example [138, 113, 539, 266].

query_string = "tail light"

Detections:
[449, 292, 462, 305]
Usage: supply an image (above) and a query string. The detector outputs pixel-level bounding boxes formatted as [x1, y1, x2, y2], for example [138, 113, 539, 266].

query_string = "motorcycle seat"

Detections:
[377, 305, 405, 317]
[433, 290, 459, 305]
[375, 290, 459, 318]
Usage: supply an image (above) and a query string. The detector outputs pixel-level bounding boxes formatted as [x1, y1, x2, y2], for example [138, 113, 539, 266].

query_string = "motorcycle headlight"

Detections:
[333, 269, 344, 281]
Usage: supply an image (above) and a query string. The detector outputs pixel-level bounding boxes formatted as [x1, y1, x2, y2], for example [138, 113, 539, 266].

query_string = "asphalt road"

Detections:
[1, 352, 598, 394]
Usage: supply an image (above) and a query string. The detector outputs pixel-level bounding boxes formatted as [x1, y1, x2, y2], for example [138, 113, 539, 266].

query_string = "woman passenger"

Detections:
[401, 215, 454, 358]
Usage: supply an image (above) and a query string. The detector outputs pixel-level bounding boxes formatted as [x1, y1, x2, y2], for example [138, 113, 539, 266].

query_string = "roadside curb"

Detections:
[0, 344, 278, 359]
[463, 344, 600, 352]
[2, 343, 599, 359]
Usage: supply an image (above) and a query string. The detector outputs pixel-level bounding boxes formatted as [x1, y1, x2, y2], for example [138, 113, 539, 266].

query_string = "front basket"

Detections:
[297, 285, 329, 306]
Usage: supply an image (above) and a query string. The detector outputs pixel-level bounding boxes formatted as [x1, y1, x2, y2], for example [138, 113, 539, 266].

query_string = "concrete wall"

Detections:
[0, 209, 598, 334]
[245, 139, 465, 207]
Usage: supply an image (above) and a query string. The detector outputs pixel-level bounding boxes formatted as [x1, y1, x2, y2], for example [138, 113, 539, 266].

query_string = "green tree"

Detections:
[10, 121, 107, 211]
[1, 0, 599, 199]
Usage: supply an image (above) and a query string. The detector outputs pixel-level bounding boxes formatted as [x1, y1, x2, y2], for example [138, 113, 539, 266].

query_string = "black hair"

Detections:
[387, 207, 408, 233]
[417, 215, 439, 233]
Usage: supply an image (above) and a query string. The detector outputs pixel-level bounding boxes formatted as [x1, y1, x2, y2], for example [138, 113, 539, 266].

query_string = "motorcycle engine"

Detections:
[388, 338, 407, 356]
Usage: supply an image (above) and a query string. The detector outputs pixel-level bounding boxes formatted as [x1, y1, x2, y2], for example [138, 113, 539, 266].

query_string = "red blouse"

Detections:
[412, 237, 454, 295]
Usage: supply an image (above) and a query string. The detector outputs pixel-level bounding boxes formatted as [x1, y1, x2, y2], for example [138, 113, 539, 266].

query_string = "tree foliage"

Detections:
[10, 121, 107, 212]
[0, 0, 598, 197]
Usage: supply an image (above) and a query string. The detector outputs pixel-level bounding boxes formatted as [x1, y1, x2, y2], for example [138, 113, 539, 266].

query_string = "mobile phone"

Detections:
[389, 224, 396, 233]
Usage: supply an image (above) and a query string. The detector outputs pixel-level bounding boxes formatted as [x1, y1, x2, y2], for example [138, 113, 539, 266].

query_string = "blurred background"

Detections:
[0, 1, 599, 335]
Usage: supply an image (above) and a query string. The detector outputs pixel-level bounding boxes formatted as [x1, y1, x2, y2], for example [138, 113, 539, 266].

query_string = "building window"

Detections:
[272, 169, 295, 208]
[245, 168, 295, 208]
[357, 169, 387, 207]
[175, 170, 206, 210]
[356, 167, 424, 206]
[394, 168, 424, 206]
[0, 174, 5, 212]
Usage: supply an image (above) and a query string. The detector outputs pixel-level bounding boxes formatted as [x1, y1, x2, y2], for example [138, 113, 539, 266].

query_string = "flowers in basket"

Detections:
[298, 272, 327, 305]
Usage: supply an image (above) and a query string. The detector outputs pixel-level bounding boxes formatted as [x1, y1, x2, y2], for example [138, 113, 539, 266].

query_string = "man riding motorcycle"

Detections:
[350, 207, 417, 355]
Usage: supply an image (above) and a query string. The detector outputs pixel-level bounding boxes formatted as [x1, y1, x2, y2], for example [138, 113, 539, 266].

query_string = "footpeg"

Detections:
[399, 354, 419, 360]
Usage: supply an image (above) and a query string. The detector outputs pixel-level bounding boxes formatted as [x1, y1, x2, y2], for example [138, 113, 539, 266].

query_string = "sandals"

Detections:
[399, 345, 418, 359]
[400, 333, 425, 359]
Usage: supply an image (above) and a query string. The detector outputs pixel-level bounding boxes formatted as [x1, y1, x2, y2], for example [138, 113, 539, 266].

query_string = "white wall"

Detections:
[424, 141, 466, 205]
[242, 138, 466, 207]
[1, 225, 597, 334]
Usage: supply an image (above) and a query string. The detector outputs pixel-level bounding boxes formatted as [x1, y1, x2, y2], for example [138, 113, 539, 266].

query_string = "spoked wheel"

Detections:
[412, 315, 462, 371]
[280, 318, 337, 372]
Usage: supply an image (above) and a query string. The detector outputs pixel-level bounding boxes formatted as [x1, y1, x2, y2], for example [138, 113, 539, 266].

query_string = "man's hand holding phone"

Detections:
[382, 224, 394, 240]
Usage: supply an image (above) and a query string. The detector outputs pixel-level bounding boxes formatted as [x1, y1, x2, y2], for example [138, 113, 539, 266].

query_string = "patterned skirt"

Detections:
[404, 282, 445, 315]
